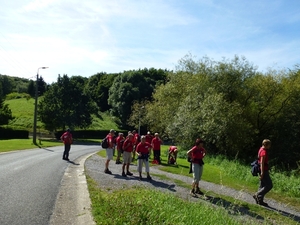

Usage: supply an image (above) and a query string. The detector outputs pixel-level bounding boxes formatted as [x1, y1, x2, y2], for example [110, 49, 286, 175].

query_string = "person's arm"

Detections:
[260, 156, 265, 179]
[187, 149, 193, 158]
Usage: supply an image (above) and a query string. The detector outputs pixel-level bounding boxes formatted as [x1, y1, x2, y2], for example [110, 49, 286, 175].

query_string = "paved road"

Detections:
[0, 144, 100, 225]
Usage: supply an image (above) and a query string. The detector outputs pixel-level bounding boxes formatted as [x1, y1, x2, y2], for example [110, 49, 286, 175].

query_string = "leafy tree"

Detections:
[108, 68, 167, 128]
[39, 75, 97, 131]
[27, 80, 35, 97]
[85, 72, 117, 112]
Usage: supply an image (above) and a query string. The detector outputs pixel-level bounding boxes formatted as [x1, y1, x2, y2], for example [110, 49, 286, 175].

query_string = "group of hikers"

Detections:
[60, 128, 273, 206]
[103, 129, 167, 180]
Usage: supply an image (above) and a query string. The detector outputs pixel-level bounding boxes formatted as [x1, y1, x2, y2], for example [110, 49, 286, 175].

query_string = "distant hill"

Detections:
[4, 97, 120, 132]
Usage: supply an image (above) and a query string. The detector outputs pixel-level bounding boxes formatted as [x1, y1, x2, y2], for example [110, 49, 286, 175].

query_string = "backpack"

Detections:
[101, 137, 109, 148]
[251, 159, 261, 176]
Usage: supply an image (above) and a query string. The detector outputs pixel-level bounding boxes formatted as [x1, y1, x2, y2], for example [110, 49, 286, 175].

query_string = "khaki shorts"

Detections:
[106, 148, 113, 160]
[123, 151, 132, 164]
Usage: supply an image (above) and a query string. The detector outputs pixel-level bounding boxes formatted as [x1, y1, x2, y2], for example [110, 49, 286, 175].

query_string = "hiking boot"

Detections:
[253, 195, 259, 204]
[190, 189, 195, 195]
[147, 175, 152, 180]
[195, 187, 204, 195]
[122, 172, 127, 177]
[116, 160, 122, 164]
[258, 201, 268, 207]
[126, 171, 133, 176]
[104, 169, 112, 174]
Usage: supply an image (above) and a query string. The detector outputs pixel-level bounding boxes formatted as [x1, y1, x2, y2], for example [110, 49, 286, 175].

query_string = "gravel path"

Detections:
[85, 154, 300, 224]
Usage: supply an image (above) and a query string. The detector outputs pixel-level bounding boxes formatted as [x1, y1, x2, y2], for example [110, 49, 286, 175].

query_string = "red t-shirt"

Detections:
[258, 147, 269, 171]
[191, 146, 205, 163]
[169, 146, 177, 153]
[145, 134, 153, 144]
[136, 142, 152, 154]
[61, 131, 72, 144]
[106, 134, 114, 148]
[134, 133, 140, 145]
[123, 138, 134, 152]
[151, 137, 162, 151]
[116, 136, 125, 150]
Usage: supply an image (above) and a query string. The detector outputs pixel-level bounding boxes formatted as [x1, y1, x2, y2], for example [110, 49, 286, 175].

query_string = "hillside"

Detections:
[4, 97, 120, 132]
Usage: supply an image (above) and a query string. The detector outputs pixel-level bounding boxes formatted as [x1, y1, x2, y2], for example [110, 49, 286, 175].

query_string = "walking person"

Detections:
[104, 129, 115, 174]
[60, 128, 73, 161]
[136, 135, 152, 180]
[187, 138, 206, 195]
[151, 133, 162, 164]
[253, 139, 273, 206]
[115, 133, 125, 164]
[121, 133, 134, 177]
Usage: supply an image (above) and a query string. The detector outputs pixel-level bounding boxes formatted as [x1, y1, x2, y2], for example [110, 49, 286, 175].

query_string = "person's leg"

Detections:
[195, 165, 204, 195]
[137, 159, 142, 179]
[157, 150, 161, 164]
[256, 171, 273, 203]
[191, 163, 200, 194]
[105, 148, 113, 174]
[63, 144, 71, 160]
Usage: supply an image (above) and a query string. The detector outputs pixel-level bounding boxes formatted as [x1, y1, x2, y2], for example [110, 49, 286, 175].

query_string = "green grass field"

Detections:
[4, 97, 119, 132]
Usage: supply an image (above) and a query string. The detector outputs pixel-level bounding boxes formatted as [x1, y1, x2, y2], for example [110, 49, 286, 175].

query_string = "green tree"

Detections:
[108, 68, 167, 128]
[39, 75, 97, 131]
[27, 80, 35, 97]
[85, 72, 117, 112]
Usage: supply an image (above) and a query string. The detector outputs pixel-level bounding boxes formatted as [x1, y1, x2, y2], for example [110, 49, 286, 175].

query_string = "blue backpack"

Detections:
[250, 160, 261, 176]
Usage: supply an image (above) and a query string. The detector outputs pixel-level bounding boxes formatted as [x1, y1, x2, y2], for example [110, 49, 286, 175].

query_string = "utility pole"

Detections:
[33, 67, 48, 145]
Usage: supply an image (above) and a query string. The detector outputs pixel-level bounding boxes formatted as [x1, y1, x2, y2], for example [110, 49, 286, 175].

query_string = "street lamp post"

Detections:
[33, 67, 48, 145]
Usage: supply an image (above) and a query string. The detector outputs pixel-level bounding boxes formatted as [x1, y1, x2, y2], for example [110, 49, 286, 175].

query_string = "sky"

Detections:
[0, 0, 300, 84]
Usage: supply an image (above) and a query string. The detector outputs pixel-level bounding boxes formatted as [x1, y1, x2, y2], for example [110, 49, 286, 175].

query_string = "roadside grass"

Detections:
[86, 175, 256, 225]
[0, 139, 62, 152]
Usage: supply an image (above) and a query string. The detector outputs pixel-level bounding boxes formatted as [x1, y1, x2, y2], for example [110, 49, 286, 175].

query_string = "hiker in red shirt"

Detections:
[121, 133, 134, 177]
[115, 133, 125, 164]
[60, 128, 73, 161]
[145, 131, 153, 144]
[168, 146, 178, 164]
[136, 135, 152, 180]
[253, 139, 273, 206]
[151, 133, 162, 164]
[187, 138, 206, 196]
[104, 129, 115, 174]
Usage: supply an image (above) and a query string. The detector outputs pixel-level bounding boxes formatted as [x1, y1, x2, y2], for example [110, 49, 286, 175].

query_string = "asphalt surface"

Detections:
[0, 144, 99, 225]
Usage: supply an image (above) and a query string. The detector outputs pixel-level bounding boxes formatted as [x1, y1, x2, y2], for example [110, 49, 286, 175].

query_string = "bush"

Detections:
[0, 127, 29, 139]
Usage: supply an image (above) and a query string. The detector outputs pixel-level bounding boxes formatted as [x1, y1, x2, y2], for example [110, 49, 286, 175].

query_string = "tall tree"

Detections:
[39, 75, 96, 131]
[108, 68, 167, 128]
[85, 72, 117, 112]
